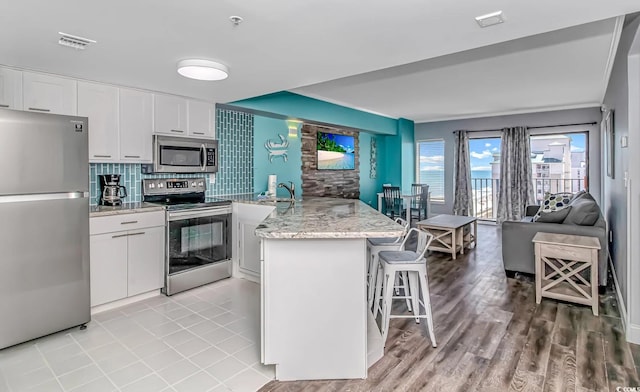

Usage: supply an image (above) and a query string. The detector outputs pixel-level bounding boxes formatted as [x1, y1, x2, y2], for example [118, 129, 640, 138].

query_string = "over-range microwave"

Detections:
[142, 135, 218, 174]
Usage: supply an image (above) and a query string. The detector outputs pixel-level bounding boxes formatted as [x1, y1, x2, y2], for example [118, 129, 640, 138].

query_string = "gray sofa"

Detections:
[501, 191, 608, 286]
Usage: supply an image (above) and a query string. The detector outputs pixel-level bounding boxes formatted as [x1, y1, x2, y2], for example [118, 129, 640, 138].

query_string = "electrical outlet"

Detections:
[209, 174, 216, 184]
[621, 135, 628, 148]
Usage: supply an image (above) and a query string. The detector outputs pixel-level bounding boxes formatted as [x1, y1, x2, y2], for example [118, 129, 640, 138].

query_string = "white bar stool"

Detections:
[366, 218, 408, 311]
[373, 228, 436, 347]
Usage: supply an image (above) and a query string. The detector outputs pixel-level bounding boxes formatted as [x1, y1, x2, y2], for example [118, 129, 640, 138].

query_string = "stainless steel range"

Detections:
[143, 178, 232, 296]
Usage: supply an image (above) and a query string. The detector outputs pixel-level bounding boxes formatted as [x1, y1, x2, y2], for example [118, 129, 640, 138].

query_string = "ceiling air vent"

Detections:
[58, 32, 96, 50]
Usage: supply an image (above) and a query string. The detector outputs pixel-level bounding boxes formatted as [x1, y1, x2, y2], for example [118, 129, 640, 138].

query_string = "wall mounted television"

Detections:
[317, 131, 355, 170]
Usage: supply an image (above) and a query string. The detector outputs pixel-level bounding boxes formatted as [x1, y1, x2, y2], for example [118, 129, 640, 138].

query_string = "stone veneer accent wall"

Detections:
[301, 124, 360, 198]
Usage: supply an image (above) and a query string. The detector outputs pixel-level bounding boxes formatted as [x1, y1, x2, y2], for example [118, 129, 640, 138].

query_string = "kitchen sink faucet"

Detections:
[278, 181, 295, 201]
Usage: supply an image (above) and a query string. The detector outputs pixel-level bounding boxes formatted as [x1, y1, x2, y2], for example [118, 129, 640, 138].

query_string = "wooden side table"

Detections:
[532, 232, 601, 315]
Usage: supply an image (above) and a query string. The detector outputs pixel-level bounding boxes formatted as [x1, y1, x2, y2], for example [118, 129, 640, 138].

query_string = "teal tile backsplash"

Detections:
[89, 109, 254, 205]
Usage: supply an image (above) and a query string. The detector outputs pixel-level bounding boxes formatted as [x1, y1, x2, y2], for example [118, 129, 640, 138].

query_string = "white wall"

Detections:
[603, 14, 640, 343]
[414, 107, 602, 215]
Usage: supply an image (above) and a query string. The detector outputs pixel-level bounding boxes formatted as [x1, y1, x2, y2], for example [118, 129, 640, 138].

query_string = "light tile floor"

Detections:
[0, 278, 274, 392]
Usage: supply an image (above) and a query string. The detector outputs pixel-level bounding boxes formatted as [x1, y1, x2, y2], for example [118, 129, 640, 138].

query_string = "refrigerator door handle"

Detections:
[0, 192, 88, 204]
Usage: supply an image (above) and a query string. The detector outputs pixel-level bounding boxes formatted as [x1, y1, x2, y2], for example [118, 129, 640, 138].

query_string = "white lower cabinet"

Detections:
[127, 226, 164, 296]
[234, 203, 276, 278]
[90, 211, 165, 307]
[89, 233, 128, 307]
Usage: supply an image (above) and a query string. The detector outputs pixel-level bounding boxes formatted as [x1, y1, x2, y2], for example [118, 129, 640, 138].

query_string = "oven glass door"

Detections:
[168, 213, 230, 275]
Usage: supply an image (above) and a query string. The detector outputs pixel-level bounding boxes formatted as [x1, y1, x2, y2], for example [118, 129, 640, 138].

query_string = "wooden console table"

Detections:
[532, 232, 600, 315]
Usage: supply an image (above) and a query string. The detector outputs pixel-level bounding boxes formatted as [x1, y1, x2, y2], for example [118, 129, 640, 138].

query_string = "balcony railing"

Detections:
[470, 178, 587, 221]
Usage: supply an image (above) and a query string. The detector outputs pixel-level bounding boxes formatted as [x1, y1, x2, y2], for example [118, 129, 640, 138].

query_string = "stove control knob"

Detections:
[158, 183, 164, 188]
[198, 181, 204, 187]
[149, 183, 155, 189]
[191, 182, 196, 187]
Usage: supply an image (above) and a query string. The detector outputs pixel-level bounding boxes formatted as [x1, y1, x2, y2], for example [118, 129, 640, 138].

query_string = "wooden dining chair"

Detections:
[410, 184, 429, 221]
[382, 186, 403, 218]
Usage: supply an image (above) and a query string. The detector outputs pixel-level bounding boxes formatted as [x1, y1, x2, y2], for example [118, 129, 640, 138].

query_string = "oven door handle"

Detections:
[168, 207, 231, 221]
[200, 144, 206, 172]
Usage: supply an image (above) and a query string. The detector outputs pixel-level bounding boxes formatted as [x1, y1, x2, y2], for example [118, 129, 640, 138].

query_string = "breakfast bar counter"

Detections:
[255, 197, 402, 381]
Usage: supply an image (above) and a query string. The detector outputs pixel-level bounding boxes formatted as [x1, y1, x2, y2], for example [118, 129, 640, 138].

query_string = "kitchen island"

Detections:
[255, 197, 403, 381]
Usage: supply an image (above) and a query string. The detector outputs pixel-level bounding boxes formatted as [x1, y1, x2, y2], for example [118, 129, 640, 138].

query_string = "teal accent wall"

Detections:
[358, 132, 378, 208]
[253, 116, 303, 198]
[232, 92, 398, 135]
[398, 118, 416, 194]
[232, 92, 416, 205]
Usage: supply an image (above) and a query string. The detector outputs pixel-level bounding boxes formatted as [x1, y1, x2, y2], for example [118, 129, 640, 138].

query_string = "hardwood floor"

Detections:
[259, 224, 640, 392]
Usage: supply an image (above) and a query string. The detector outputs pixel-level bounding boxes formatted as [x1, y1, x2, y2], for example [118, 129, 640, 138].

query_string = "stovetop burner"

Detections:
[142, 178, 231, 210]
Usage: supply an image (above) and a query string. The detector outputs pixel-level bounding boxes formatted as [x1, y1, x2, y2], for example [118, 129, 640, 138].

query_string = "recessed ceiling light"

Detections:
[229, 16, 243, 26]
[177, 59, 229, 81]
[58, 32, 96, 50]
[475, 11, 505, 28]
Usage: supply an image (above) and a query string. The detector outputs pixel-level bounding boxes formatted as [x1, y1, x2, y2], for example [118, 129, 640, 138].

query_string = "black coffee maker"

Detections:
[98, 174, 127, 206]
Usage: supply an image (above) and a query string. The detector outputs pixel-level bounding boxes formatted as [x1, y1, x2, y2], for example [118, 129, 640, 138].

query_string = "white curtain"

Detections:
[497, 126, 535, 224]
[453, 130, 473, 216]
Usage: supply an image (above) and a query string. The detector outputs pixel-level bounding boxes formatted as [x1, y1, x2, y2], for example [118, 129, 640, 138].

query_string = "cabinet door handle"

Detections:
[128, 232, 146, 236]
[0, 104, 9, 108]
[112, 233, 129, 238]
[93, 154, 112, 158]
[124, 155, 140, 158]
[28, 107, 51, 112]
[193, 132, 205, 135]
[120, 220, 138, 225]
[170, 129, 184, 133]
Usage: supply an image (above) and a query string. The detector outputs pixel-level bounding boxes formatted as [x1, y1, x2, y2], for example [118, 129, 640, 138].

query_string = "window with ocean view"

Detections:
[468, 132, 588, 220]
[416, 139, 445, 202]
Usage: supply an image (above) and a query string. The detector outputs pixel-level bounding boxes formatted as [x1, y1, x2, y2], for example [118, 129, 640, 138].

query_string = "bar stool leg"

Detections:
[373, 263, 385, 320]
[367, 252, 378, 310]
[381, 268, 396, 344]
[408, 271, 420, 323]
[418, 268, 437, 347]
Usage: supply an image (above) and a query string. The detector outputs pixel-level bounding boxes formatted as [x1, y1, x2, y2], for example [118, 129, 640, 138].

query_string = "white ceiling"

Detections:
[1, 1, 639, 123]
[294, 17, 624, 122]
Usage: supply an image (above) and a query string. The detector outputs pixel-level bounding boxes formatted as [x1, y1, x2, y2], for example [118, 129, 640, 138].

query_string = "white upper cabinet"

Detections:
[78, 81, 119, 162]
[119, 88, 153, 163]
[23, 72, 77, 115]
[0, 68, 22, 110]
[153, 93, 187, 136]
[187, 100, 215, 138]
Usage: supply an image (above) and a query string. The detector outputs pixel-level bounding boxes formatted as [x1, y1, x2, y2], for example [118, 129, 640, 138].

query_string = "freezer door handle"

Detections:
[0, 192, 88, 204]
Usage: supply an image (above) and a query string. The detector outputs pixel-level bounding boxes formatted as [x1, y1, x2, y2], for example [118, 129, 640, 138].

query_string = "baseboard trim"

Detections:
[609, 254, 628, 330]
[627, 323, 640, 345]
[91, 290, 162, 315]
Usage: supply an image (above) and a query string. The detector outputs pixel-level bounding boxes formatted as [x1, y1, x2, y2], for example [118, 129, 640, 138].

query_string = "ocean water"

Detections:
[418, 170, 495, 198]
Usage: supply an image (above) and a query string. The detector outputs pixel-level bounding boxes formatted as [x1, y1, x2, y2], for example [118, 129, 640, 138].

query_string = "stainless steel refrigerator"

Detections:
[0, 108, 90, 350]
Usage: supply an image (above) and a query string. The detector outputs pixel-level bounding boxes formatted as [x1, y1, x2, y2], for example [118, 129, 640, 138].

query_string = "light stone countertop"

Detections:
[219, 193, 299, 205]
[254, 197, 404, 239]
[89, 202, 165, 217]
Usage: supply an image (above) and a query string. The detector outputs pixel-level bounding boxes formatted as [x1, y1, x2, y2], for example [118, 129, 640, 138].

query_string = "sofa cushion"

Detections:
[534, 206, 572, 223]
[570, 190, 587, 203]
[563, 193, 600, 226]
[534, 192, 573, 220]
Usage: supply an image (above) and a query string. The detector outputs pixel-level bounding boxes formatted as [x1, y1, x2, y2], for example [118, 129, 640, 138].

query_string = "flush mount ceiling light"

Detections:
[177, 59, 229, 81]
[475, 11, 505, 28]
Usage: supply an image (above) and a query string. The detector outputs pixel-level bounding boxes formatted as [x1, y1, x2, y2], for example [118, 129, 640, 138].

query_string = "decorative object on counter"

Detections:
[267, 174, 277, 197]
[370, 138, 377, 179]
[265, 134, 289, 162]
[98, 174, 127, 206]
